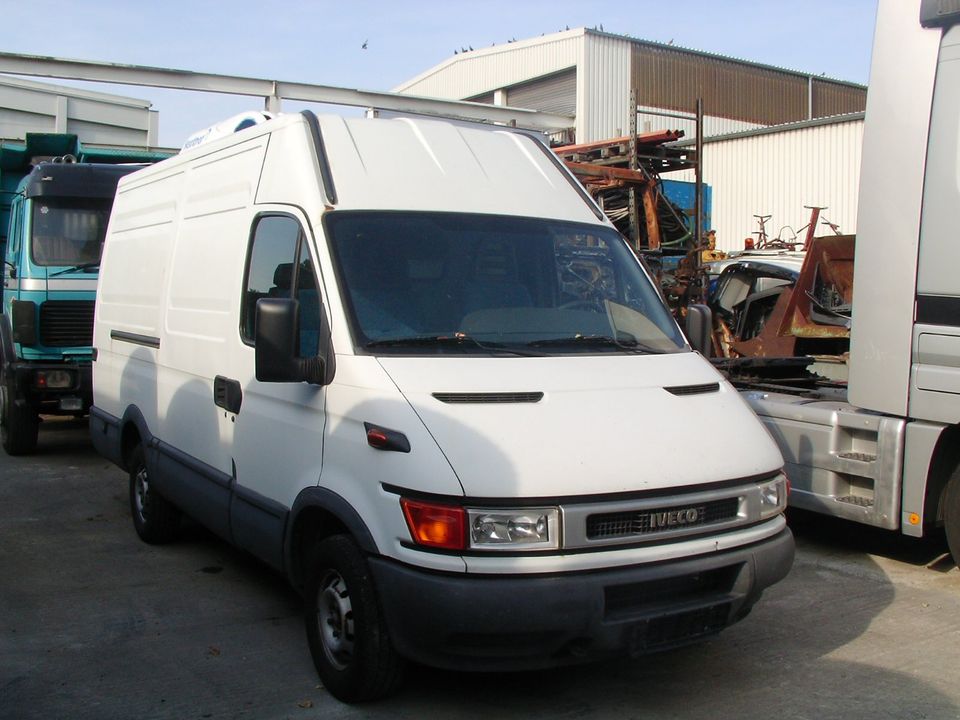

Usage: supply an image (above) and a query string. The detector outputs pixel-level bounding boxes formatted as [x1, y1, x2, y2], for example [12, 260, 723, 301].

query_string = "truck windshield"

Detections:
[30, 197, 111, 268]
[326, 211, 686, 355]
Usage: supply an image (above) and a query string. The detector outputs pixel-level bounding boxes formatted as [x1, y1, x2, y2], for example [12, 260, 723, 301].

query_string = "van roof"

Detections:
[317, 114, 602, 223]
[164, 112, 604, 225]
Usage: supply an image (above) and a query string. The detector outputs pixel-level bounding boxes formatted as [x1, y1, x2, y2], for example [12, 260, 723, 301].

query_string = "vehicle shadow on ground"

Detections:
[8, 422, 957, 719]
[787, 507, 952, 568]
[374, 514, 959, 719]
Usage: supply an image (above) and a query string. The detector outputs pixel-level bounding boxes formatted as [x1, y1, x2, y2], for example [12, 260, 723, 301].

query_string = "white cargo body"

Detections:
[91, 111, 792, 702]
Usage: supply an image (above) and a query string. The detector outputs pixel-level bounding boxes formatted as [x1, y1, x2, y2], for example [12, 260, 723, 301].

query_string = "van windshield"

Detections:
[326, 212, 686, 355]
[30, 197, 111, 268]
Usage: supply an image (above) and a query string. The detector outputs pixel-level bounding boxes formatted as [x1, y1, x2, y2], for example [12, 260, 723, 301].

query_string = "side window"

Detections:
[241, 215, 322, 357]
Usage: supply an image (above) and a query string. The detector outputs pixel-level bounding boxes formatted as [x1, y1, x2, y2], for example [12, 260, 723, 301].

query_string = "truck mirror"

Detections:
[684, 304, 713, 357]
[255, 298, 332, 385]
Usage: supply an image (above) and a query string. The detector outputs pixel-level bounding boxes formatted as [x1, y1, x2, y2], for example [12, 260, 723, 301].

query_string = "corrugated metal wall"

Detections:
[813, 81, 868, 118]
[631, 43, 865, 126]
[636, 105, 763, 139]
[506, 69, 577, 116]
[671, 116, 864, 252]
[579, 33, 632, 141]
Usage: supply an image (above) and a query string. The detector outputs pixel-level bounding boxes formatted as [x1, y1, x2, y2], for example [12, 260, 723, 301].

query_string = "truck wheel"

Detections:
[304, 534, 404, 703]
[945, 472, 960, 567]
[128, 444, 181, 544]
[0, 382, 38, 455]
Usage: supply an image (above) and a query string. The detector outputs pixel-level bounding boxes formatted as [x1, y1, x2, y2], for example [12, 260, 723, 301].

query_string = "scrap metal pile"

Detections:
[553, 131, 694, 250]
[708, 234, 855, 392]
[552, 132, 713, 311]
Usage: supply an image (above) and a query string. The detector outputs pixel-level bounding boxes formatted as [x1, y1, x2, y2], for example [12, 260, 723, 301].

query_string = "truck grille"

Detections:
[586, 497, 740, 540]
[39, 300, 95, 348]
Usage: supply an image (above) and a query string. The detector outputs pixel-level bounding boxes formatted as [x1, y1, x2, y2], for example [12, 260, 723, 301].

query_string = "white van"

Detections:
[91, 111, 793, 702]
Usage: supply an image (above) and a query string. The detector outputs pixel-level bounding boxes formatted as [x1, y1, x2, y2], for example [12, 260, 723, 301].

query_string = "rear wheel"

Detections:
[944, 471, 960, 567]
[0, 379, 38, 456]
[304, 534, 404, 703]
[128, 444, 181, 544]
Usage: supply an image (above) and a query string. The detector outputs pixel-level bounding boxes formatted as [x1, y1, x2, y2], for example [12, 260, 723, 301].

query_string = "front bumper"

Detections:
[7, 360, 92, 413]
[370, 526, 794, 671]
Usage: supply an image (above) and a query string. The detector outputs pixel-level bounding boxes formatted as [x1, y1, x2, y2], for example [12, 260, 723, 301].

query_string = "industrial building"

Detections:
[0, 75, 159, 146]
[396, 28, 867, 251]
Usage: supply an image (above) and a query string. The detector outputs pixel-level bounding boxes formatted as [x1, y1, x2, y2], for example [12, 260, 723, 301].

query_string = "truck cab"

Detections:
[738, 0, 960, 564]
[0, 160, 142, 454]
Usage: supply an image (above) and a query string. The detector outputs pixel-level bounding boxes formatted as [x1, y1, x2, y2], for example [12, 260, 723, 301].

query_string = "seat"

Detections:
[462, 240, 532, 314]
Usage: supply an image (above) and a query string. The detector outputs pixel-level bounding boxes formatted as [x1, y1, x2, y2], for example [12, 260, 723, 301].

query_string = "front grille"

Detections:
[39, 300, 95, 348]
[586, 497, 740, 540]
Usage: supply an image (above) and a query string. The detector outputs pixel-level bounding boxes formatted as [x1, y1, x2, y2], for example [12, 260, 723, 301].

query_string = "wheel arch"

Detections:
[119, 405, 154, 471]
[285, 487, 379, 592]
[923, 423, 960, 528]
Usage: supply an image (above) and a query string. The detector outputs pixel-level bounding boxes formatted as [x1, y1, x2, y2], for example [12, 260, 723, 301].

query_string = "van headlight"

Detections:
[467, 507, 560, 550]
[758, 475, 789, 519]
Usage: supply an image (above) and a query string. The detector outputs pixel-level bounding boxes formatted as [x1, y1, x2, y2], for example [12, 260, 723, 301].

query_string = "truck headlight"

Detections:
[467, 508, 559, 550]
[758, 475, 788, 519]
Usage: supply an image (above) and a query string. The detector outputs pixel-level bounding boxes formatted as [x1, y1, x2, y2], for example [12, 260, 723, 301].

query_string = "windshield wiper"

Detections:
[366, 334, 543, 357]
[49, 262, 99, 277]
[528, 335, 666, 354]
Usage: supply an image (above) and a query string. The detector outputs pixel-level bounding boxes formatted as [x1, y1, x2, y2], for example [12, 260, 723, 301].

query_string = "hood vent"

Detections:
[664, 382, 720, 397]
[432, 392, 544, 404]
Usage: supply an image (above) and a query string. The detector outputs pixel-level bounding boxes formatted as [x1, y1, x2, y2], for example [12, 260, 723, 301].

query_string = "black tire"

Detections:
[945, 471, 960, 567]
[0, 380, 38, 456]
[128, 444, 181, 544]
[304, 534, 404, 703]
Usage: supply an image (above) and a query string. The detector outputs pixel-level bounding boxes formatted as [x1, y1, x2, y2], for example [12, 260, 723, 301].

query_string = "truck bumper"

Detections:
[369, 526, 794, 671]
[8, 360, 92, 414]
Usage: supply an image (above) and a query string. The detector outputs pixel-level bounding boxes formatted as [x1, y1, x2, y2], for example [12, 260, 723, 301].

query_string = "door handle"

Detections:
[214, 376, 243, 414]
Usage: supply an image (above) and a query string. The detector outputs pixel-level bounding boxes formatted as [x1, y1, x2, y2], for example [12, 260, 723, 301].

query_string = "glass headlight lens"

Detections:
[758, 475, 788, 519]
[467, 508, 559, 550]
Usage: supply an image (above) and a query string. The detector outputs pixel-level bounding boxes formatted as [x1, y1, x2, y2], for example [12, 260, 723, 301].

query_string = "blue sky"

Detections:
[3, 0, 878, 147]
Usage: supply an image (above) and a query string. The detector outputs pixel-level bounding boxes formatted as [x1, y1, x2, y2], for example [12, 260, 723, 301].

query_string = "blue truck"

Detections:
[0, 133, 169, 454]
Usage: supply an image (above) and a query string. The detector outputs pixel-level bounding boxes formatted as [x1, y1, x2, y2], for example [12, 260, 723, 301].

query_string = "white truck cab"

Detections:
[91, 111, 793, 702]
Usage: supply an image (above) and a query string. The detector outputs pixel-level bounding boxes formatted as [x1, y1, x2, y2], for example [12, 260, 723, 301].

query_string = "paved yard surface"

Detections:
[2, 418, 959, 719]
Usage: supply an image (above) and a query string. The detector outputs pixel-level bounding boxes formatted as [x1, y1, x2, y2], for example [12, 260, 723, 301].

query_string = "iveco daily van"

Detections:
[91, 111, 793, 702]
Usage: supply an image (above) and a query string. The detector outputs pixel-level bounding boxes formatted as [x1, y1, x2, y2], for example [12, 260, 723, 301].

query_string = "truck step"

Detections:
[836, 495, 874, 508]
[836, 452, 877, 462]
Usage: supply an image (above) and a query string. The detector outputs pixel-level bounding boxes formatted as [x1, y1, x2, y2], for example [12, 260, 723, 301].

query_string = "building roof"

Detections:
[0, 74, 153, 108]
[395, 27, 866, 94]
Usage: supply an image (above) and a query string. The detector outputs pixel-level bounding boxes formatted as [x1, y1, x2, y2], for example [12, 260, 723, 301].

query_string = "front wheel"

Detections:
[304, 535, 404, 703]
[0, 380, 38, 456]
[944, 471, 960, 567]
[128, 444, 181, 544]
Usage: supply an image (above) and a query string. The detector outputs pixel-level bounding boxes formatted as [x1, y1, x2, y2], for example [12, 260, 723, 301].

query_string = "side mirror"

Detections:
[684, 303, 713, 357]
[255, 298, 333, 385]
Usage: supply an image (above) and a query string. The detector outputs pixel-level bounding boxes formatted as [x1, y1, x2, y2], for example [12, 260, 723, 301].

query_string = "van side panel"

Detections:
[160, 138, 268, 480]
[95, 170, 184, 423]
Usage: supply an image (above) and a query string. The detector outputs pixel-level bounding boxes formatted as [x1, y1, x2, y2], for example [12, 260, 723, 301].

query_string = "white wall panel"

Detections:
[578, 34, 631, 142]
[671, 117, 863, 252]
[394, 31, 583, 102]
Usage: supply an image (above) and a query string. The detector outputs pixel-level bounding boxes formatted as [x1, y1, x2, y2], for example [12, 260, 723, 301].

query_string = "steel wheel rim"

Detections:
[316, 570, 354, 671]
[134, 466, 150, 521]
